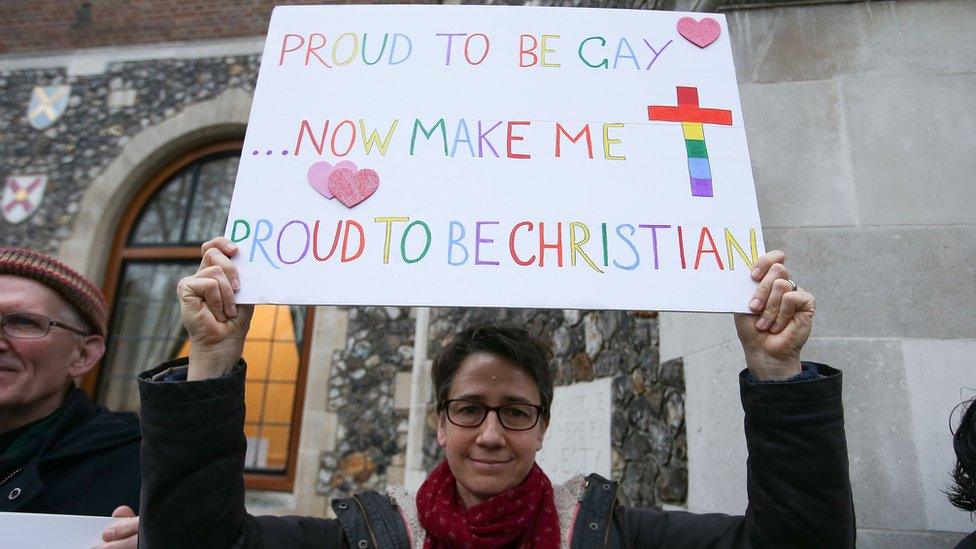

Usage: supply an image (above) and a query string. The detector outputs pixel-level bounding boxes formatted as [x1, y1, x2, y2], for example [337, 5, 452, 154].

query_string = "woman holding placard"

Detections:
[134, 236, 853, 548]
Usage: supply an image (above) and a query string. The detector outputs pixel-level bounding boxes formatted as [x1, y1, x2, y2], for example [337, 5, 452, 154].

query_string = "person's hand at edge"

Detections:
[93, 505, 138, 549]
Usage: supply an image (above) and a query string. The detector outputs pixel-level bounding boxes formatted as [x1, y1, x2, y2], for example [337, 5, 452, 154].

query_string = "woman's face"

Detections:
[437, 352, 548, 508]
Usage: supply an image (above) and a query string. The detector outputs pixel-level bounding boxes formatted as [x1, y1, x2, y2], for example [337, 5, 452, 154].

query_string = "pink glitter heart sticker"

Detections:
[677, 17, 721, 49]
[307, 160, 357, 199]
[328, 167, 380, 208]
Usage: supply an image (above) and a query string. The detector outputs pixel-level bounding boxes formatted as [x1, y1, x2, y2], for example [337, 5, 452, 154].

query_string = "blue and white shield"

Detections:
[27, 85, 71, 130]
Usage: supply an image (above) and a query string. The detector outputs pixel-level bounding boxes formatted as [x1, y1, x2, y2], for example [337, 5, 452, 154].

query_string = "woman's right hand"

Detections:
[177, 236, 253, 381]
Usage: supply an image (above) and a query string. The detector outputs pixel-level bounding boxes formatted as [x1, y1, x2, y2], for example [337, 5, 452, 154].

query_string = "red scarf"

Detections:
[417, 460, 560, 549]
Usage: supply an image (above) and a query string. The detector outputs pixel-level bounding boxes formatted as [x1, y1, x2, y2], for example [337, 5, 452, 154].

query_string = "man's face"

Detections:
[436, 352, 547, 508]
[0, 275, 103, 429]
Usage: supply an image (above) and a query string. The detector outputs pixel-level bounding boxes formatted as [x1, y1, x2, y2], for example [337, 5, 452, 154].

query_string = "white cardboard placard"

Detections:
[227, 5, 763, 312]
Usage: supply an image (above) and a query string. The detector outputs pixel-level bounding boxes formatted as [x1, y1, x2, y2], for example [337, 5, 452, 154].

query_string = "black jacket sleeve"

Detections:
[616, 363, 855, 548]
[137, 358, 348, 549]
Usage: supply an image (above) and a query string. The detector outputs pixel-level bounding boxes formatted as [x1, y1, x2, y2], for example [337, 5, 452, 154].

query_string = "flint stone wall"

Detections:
[317, 306, 415, 496]
[0, 55, 261, 250]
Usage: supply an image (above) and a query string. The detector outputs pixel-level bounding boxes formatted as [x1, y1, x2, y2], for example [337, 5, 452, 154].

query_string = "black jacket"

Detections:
[0, 387, 142, 515]
[138, 359, 854, 548]
[957, 532, 976, 548]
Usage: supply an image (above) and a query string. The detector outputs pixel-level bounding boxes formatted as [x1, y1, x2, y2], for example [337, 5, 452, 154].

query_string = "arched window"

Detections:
[85, 140, 311, 491]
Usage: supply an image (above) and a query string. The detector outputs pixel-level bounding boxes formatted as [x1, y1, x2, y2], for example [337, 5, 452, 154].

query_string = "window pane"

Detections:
[168, 304, 302, 474]
[129, 152, 240, 246]
[129, 171, 194, 245]
[264, 381, 296, 424]
[184, 154, 239, 242]
[268, 342, 299, 381]
[243, 423, 291, 471]
[245, 381, 267, 424]
[100, 261, 196, 412]
[239, 305, 301, 473]
[102, 146, 307, 485]
[242, 340, 273, 381]
[263, 425, 292, 470]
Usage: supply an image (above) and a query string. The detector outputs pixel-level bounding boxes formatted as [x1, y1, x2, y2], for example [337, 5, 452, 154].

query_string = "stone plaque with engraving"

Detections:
[537, 377, 612, 484]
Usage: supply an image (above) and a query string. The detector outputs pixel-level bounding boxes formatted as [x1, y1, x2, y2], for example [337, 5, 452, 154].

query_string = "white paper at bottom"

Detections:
[0, 511, 116, 548]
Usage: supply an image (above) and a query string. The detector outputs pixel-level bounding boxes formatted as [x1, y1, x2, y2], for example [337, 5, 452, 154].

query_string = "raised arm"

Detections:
[178, 237, 254, 380]
[733, 249, 812, 380]
[734, 250, 853, 546]
[137, 238, 345, 548]
[617, 251, 854, 547]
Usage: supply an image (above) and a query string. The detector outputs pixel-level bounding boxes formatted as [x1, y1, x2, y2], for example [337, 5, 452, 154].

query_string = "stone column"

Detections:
[404, 307, 432, 492]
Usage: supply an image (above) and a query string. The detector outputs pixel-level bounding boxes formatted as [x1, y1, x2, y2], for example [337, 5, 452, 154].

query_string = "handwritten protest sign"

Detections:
[228, 5, 764, 312]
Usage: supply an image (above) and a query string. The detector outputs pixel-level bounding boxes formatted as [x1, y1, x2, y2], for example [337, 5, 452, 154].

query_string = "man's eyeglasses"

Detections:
[1, 312, 89, 339]
[443, 399, 544, 431]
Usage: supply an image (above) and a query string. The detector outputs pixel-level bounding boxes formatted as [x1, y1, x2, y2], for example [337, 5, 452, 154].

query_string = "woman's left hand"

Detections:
[733, 250, 816, 381]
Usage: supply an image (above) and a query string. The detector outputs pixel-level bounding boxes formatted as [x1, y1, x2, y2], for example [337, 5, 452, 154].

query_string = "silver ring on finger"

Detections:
[786, 278, 798, 292]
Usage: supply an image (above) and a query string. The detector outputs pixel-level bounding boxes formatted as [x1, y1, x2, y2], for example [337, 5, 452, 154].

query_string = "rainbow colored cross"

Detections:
[648, 86, 733, 198]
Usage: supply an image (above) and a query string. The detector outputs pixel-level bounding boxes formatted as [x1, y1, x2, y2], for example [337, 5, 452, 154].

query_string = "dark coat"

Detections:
[138, 359, 855, 548]
[0, 387, 142, 515]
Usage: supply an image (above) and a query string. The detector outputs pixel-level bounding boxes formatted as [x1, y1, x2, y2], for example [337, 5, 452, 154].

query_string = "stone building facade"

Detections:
[0, 56, 261, 252]
[1, 1, 973, 546]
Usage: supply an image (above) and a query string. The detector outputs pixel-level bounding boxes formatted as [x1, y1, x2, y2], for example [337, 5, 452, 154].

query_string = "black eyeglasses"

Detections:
[443, 399, 544, 431]
[1, 312, 89, 339]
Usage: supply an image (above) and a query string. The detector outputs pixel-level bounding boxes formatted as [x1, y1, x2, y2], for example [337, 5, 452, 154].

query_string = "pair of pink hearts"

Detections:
[677, 17, 721, 49]
[307, 160, 380, 208]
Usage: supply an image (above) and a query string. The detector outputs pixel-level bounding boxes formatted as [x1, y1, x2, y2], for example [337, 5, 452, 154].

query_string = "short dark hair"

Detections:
[949, 397, 976, 513]
[432, 322, 554, 421]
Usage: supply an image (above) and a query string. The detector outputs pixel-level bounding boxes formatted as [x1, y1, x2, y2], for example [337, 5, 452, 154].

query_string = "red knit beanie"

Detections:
[0, 247, 108, 336]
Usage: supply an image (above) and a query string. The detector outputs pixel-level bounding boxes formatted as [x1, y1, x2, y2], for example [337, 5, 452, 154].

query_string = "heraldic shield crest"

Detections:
[2, 176, 48, 224]
[28, 86, 71, 130]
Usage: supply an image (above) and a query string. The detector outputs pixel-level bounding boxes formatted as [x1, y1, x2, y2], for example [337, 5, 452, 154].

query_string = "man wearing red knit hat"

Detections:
[0, 247, 140, 527]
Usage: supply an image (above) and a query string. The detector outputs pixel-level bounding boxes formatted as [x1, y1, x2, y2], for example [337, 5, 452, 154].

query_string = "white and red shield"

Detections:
[2, 175, 48, 224]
